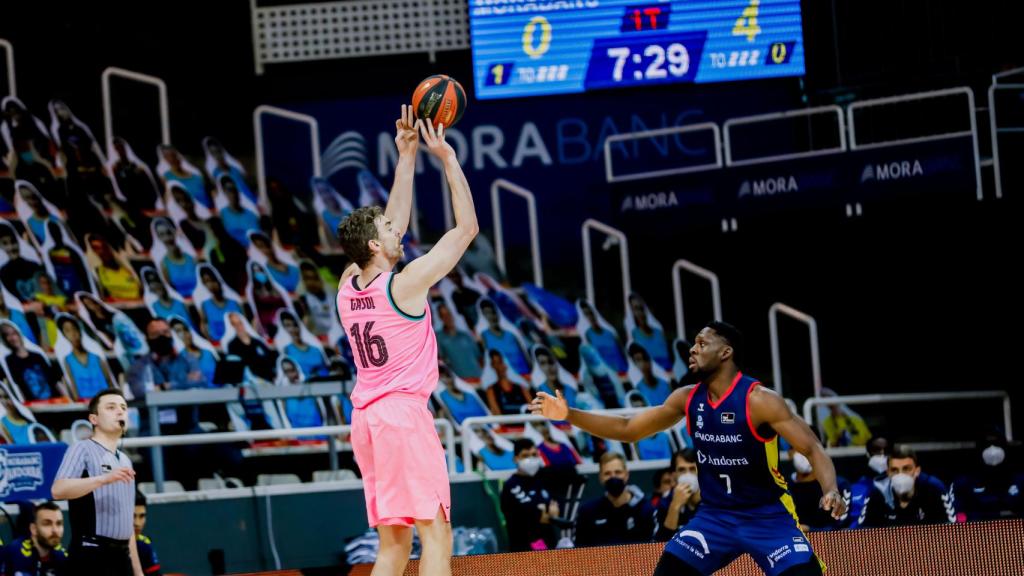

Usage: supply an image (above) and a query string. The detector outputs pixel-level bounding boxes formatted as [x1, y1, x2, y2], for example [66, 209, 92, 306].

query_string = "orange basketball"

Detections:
[412, 75, 466, 129]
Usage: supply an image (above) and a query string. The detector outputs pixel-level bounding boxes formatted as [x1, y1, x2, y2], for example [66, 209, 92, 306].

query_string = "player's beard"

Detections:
[390, 243, 404, 261]
[383, 241, 403, 263]
[689, 362, 712, 382]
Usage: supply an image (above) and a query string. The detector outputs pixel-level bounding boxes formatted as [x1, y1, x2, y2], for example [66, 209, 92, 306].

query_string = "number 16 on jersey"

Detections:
[350, 321, 389, 368]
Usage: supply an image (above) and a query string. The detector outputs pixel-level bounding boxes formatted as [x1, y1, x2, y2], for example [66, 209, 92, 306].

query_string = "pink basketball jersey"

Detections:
[337, 271, 438, 409]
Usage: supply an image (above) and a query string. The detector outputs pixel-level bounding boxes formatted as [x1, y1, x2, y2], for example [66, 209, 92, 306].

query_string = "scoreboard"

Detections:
[469, 0, 805, 99]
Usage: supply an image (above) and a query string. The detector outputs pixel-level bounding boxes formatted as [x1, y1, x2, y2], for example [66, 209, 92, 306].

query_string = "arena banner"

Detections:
[609, 135, 979, 234]
[279, 85, 792, 270]
[0, 442, 67, 502]
[276, 89, 976, 283]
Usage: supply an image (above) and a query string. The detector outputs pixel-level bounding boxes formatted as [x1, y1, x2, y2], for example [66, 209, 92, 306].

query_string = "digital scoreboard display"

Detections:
[470, 0, 805, 99]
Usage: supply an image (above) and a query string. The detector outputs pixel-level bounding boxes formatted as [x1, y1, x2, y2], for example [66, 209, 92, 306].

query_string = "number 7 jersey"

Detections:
[338, 271, 439, 409]
[685, 372, 790, 509]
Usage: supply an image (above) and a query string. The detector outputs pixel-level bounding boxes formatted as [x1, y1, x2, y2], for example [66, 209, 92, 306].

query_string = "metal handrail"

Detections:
[603, 123, 721, 183]
[847, 86, 982, 201]
[671, 259, 722, 340]
[129, 383, 457, 491]
[102, 67, 170, 150]
[0, 39, 14, 97]
[993, 66, 1024, 83]
[254, 105, 322, 212]
[581, 219, 631, 317]
[802, 391, 1013, 441]
[142, 382, 342, 493]
[987, 83, 1023, 200]
[768, 303, 821, 399]
[144, 382, 343, 406]
[491, 179, 542, 287]
[460, 408, 665, 470]
[723, 105, 846, 167]
[125, 418, 456, 493]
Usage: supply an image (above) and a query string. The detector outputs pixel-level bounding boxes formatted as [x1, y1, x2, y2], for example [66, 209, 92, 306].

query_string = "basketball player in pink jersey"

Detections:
[336, 107, 477, 576]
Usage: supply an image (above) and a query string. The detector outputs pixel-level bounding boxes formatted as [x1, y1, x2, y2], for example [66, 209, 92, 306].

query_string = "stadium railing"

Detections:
[802, 390, 1014, 442]
[988, 67, 1024, 200]
[0, 38, 15, 97]
[101, 66, 170, 149]
[119, 383, 457, 492]
[722, 105, 847, 167]
[491, 179, 543, 287]
[671, 258, 722, 341]
[581, 218, 631, 316]
[768, 302, 822, 400]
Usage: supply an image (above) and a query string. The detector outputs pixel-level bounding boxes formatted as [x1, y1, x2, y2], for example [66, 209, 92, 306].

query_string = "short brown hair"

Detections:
[337, 205, 383, 268]
[598, 451, 627, 472]
[88, 388, 127, 415]
[889, 445, 918, 466]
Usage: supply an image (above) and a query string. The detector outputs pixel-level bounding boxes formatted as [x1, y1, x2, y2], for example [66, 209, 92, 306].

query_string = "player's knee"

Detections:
[777, 560, 824, 576]
[653, 551, 704, 576]
[416, 515, 453, 550]
[378, 525, 414, 551]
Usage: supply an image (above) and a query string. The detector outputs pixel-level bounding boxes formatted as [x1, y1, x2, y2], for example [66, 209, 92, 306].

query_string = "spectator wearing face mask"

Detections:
[952, 432, 1024, 522]
[788, 448, 851, 531]
[574, 452, 655, 547]
[850, 437, 949, 528]
[655, 449, 702, 541]
[848, 436, 892, 527]
[650, 468, 675, 509]
[500, 439, 560, 552]
[862, 446, 954, 527]
[127, 318, 207, 433]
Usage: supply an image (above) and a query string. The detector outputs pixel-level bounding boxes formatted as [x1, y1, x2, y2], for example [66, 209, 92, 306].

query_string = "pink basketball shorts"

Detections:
[350, 392, 452, 527]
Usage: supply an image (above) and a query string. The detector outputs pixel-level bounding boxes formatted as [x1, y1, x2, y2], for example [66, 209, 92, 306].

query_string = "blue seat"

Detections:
[524, 283, 578, 329]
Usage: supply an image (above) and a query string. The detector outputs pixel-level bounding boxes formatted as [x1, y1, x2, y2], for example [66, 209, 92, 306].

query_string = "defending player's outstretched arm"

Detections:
[390, 118, 478, 309]
[530, 386, 694, 443]
[750, 385, 848, 519]
[384, 104, 420, 235]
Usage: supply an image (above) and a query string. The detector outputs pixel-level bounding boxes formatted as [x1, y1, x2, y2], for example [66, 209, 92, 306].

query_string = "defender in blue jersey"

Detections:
[531, 322, 845, 576]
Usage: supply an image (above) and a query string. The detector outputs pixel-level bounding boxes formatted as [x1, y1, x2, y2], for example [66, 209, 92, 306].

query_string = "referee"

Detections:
[52, 388, 143, 576]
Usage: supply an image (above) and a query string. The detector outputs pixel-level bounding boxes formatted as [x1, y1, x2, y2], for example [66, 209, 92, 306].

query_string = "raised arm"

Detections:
[529, 386, 691, 443]
[750, 385, 847, 519]
[391, 120, 478, 309]
[384, 105, 420, 235]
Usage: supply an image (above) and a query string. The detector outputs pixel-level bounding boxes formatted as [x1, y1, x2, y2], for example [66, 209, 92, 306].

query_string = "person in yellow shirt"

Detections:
[823, 403, 872, 447]
[88, 234, 141, 301]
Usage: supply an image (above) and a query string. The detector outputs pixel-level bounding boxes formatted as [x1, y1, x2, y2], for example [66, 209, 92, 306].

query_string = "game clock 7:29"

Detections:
[585, 32, 707, 89]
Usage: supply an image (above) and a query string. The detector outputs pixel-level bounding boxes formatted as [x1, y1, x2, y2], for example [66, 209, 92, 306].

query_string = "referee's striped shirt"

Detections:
[55, 438, 135, 541]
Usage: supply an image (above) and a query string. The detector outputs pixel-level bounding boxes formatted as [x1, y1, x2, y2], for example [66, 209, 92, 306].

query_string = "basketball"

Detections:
[412, 74, 466, 128]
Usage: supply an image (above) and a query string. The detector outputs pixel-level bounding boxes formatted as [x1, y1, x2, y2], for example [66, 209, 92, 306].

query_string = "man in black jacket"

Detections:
[574, 452, 655, 547]
[862, 446, 954, 527]
[500, 438, 559, 551]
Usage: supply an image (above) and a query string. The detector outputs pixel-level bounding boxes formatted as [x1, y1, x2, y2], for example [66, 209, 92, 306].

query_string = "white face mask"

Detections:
[891, 473, 915, 496]
[793, 452, 813, 474]
[982, 445, 1006, 467]
[868, 454, 889, 475]
[517, 456, 543, 477]
[677, 472, 699, 493]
